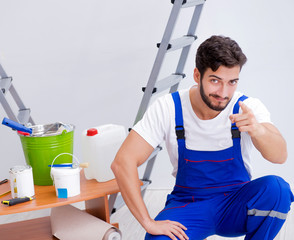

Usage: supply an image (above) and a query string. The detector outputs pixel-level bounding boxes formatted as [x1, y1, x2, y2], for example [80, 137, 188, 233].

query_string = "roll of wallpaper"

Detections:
[51, 205, 121, 240]
[103, 230, 121, 240]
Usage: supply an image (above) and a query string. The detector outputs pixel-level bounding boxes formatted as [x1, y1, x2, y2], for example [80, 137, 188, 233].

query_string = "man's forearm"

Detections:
[111, 130, 155, 231]
[230, 101, 287, 164]
[111, 131, 189, 239]
[111, 157, 153, 230]
[251, 122, 287, 164]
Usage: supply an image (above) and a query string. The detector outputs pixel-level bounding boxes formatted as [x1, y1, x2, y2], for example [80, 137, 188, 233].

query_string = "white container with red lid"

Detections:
[81, 124, 126, 182]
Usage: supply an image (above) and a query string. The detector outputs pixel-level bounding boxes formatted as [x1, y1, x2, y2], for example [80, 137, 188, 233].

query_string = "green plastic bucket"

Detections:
[19, 123, 74, 186]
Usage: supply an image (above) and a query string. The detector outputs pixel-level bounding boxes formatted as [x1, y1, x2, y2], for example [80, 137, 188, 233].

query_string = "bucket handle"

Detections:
[50, 153, 80, 181]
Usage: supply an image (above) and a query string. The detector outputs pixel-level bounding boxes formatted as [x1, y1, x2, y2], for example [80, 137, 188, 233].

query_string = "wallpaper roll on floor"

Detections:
[51, 205, 121, 240]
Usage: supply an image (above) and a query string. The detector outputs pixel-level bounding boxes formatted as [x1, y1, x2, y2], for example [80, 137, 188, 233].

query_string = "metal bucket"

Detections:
[19, 123, 74, 186]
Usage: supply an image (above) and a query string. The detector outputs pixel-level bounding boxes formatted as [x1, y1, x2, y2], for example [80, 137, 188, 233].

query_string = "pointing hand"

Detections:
[229, 101, 265, 138]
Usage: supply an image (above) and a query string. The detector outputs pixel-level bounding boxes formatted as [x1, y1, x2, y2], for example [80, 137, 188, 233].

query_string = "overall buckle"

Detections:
[231, 126, 241, 138]
[175, 126, 185, 140]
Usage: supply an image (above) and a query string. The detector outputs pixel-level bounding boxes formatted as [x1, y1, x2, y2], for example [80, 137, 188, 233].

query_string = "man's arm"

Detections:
[230, 101, 287, 163]
[111, 130, 189, 240]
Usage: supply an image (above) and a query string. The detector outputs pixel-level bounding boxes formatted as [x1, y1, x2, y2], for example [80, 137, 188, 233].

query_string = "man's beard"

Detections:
[199, 82, 231, 111]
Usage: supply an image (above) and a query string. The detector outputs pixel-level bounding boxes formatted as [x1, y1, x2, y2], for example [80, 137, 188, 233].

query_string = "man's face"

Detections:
[195, 65, 240, 111]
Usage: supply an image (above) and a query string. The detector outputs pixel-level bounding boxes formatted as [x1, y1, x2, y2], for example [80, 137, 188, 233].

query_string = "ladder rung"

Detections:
[182, 0, 205, 8]
[141, 86, 156, 94]
[141, 180, 152, 191]
[157, 35, 197, 52]
[0, 77, 12, 94]
[171, 0, 205, 8]
[17, 109, 31, 125]
[155, 74, 185, 93]
[142, 74, 185, 95]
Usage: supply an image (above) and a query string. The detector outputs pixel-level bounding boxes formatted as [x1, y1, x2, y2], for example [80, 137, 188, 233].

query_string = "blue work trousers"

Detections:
[145, 175, 294, 240]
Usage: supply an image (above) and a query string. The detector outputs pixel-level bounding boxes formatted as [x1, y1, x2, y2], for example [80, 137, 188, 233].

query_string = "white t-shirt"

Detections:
[133, 88, 272, 178]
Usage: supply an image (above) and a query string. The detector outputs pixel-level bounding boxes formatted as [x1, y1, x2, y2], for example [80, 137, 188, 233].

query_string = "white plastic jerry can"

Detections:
[81, 124, 126, 182]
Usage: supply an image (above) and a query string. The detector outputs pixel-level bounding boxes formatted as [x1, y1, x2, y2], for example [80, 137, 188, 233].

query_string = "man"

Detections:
[111, 35, 294, 240]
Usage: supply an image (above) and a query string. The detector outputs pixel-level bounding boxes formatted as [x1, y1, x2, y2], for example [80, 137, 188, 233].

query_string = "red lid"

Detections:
[87, 128, 98, 136]
[17, 131, 30, 136]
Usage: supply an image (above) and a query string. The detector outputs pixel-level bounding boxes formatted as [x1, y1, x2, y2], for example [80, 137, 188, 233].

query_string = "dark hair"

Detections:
[196, 35, 247, 78]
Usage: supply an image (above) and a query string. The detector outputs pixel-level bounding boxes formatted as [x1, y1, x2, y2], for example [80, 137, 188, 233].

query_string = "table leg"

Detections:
[85, 196, 110, 223]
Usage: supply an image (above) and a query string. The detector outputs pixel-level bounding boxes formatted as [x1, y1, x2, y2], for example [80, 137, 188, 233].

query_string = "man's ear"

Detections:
[194, 68, 201, 84]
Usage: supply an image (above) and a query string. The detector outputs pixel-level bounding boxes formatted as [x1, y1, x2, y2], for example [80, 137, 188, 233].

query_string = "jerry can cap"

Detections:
[87, 128, 98, 136]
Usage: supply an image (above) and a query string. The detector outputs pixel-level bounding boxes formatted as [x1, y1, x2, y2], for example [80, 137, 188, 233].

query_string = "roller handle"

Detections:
[1, 197, 33, 206]
[79, 163, 89, 168]
[2, 117, 32, 134]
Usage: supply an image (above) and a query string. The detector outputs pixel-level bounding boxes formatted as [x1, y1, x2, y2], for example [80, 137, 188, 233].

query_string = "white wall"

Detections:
[0, 0, 293, 189]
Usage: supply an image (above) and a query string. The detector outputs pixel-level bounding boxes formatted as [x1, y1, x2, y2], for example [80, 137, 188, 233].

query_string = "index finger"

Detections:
[239, 101, 250, 113]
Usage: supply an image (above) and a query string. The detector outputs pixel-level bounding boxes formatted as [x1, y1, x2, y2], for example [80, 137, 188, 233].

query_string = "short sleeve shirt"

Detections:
[133, 88, 272, 178]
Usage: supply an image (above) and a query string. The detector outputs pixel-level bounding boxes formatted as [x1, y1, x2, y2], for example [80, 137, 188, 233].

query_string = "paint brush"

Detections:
[48, 163, 89, 168]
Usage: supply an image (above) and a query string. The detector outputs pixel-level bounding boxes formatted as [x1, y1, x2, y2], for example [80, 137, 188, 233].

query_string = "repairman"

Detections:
[111, 35, 294, 240]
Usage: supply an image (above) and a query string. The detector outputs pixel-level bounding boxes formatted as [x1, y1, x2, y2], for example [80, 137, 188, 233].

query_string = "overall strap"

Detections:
[231, 95, 248, 139]
[231, 95, 250, 181]
[171, 92, 186, 151]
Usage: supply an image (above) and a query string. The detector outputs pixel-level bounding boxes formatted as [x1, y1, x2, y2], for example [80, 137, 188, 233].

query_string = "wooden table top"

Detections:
[0, 172, 120, 215]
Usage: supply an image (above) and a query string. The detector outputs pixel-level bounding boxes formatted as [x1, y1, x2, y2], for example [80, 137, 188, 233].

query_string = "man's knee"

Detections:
[263, 175, 291, 195]
[252, 175, 293, 211]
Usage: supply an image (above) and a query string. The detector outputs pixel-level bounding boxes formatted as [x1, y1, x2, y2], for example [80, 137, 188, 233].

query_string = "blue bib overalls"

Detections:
[145, 92, 294, 240]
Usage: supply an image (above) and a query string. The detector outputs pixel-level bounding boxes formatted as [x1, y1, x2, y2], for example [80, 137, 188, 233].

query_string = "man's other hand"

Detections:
[144, 219, 189, 240]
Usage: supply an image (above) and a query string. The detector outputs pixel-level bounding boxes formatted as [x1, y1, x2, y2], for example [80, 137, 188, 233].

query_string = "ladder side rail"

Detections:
[28, 116, 35, 125]
[142, 154, 157, 182]
[112, 0, 206, 215]
[108, 193, 118, 215]
[0, 77, 12, 94]
[9, 84, 34, 124]
[133, 0, 184, 125]
[141, 154, 157, 198]
[9, 84, 27, 111]
[18, 109, 33, 125]
[138, 0, 205, 198]
[140, 145, 162, 178]
[0, 63, 19, 122]
[141, 146, 162, 197]
[0, 64, 8, 79]
[170, 3, 204, 93]
[0, 91, 19, 122]
[0, 63, 34, 125]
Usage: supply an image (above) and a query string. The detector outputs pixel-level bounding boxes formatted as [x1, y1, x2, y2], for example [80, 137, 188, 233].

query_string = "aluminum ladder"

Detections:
[0, 64, 35, 125]
[110, 0, 205, 214]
